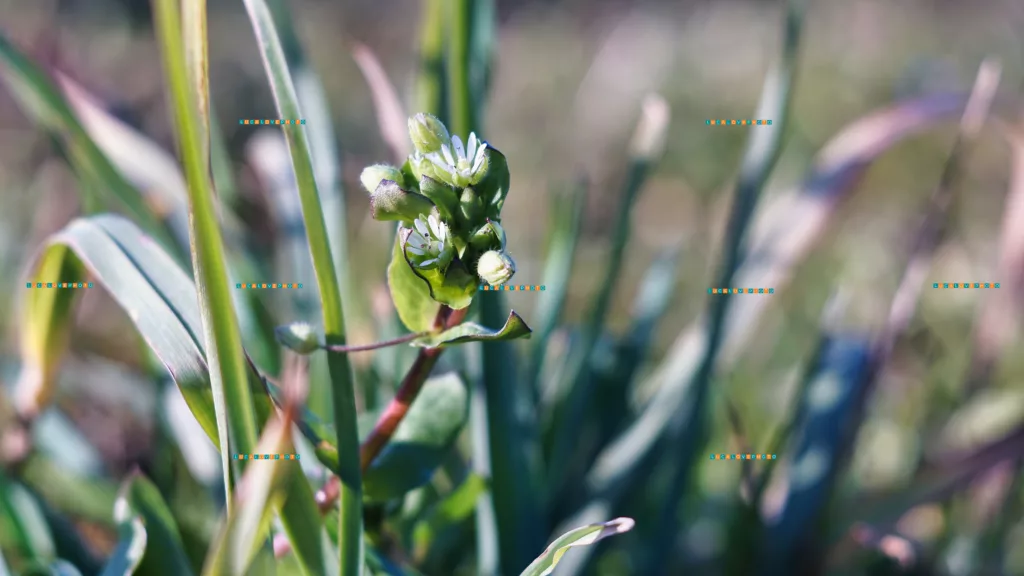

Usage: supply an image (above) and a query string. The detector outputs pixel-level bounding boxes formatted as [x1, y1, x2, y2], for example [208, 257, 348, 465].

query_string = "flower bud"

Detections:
[275, 322, 322, 354]
[360, 164, 404, 194]
[477, 250, 516, 286]
[369, 180, 436, 223]
[469, 219, 506, 252]
[408, 113, 451, 154]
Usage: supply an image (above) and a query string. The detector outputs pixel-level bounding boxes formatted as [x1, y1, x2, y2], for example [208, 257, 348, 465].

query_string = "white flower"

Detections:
[423, 133, 488, 188]
[405, 213, 454, 271]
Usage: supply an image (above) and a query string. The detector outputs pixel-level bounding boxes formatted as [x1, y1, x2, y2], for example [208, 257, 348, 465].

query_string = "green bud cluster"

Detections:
[361, 113, 515, 297]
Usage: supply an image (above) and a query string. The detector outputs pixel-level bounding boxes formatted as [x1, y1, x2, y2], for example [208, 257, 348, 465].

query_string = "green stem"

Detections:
[153, 0, 259, 508]
[324, 332, 426, 353]
[240, 0, 362, 572]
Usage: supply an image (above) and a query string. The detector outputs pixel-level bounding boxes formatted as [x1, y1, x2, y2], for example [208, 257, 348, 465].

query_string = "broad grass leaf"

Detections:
[110, 473, 193, 576]
[388, 230, 441, 332]
[518, 518, 635, 576]
[411, 310, 531, 348]
[363, 373, 469, 502]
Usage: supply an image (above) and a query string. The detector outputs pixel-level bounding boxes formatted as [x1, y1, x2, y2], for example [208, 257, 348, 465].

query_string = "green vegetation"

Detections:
[1, 0, 1024, 575]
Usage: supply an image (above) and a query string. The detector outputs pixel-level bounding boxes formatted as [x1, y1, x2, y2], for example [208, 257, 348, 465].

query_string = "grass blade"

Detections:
[264, 0, 362, 333]
[241, 0, 362, 571]
[182, 0, 211, 166]
[415, 0, 447, 121]
[525, 180, 588, 390]
[153, 0, 259, 507]
[546, 94, 669, 492]
[99, 515, 147, 576]
[0, 32, 176, 252]
[645, 0, 807, 568]
[518, 518, 635, 576]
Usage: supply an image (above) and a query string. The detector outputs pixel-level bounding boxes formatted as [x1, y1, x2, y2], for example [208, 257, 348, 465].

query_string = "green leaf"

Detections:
[0, 32, 174, 251]
[388, 231, 441, 333]
[202, 414, 296, 575]
[412, 310, 531, 349]
[15, 215, 336, 574]
[153, 0, 259, 506]
[363, 373, 470, 502]
[241, 0, 362, 572]
[476, 146, 510, 218]
[518, 518, 635, 576]
[411, 473, 488, 557]
[0, 475, 55, 568]
[400, 228, 477, 310]
[114, 473, 194, 576]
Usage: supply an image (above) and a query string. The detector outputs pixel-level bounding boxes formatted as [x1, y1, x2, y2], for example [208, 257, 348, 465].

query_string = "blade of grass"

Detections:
[644, 0, 807, 568]
[153, 0, 259, 509]
[182, 0, 210, 167]
[545, 95, 669, 494]
[416, 0, 447, 122]
[525, 179, 588, 391]
[264, 0, 363, 333]
[0, 32, 177, 253]
[241, 0, 362, 572]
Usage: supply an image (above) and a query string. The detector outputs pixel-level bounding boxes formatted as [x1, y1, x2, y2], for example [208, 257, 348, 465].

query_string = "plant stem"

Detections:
[359, 305, 467, 471]
[324, 332, 426, 353]
[446, 0, 473, 139]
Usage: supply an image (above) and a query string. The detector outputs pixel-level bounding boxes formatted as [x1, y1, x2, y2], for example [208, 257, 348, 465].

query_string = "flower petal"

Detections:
[441, 144, 455, 166]
[466, 133, 478, 159]
[451, 135, 465, 159]
[414, 217, 429, 237]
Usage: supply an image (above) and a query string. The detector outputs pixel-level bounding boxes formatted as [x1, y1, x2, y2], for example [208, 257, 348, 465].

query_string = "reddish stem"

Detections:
[316, 305, 468, 513]
[323, 332, 426, 353]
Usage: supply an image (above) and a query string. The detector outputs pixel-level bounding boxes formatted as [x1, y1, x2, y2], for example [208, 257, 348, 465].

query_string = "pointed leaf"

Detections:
[519, 518, 635, 576]
[412, 310, 532, 349]
[363, 373, 469, 502]
[388, 229, 441, 332]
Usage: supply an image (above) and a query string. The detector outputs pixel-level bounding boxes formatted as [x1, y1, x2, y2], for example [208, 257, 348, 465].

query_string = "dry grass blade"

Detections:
[351, 42, 409, 162]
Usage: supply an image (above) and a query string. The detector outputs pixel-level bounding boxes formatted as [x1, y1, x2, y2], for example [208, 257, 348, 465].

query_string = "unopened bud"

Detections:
[360, 164, 404, 194]
[408, 113, 451, 154]
[477, 250, 516, 286]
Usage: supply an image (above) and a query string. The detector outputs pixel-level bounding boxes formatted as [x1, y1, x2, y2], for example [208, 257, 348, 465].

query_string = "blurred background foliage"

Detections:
[3, 0, 1024, 574]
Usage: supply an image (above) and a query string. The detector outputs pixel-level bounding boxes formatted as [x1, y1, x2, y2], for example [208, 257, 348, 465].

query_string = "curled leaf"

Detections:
[387, 229, 441, 332]
[412, 310, 532, 349]
[519, 518, 635, 576]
